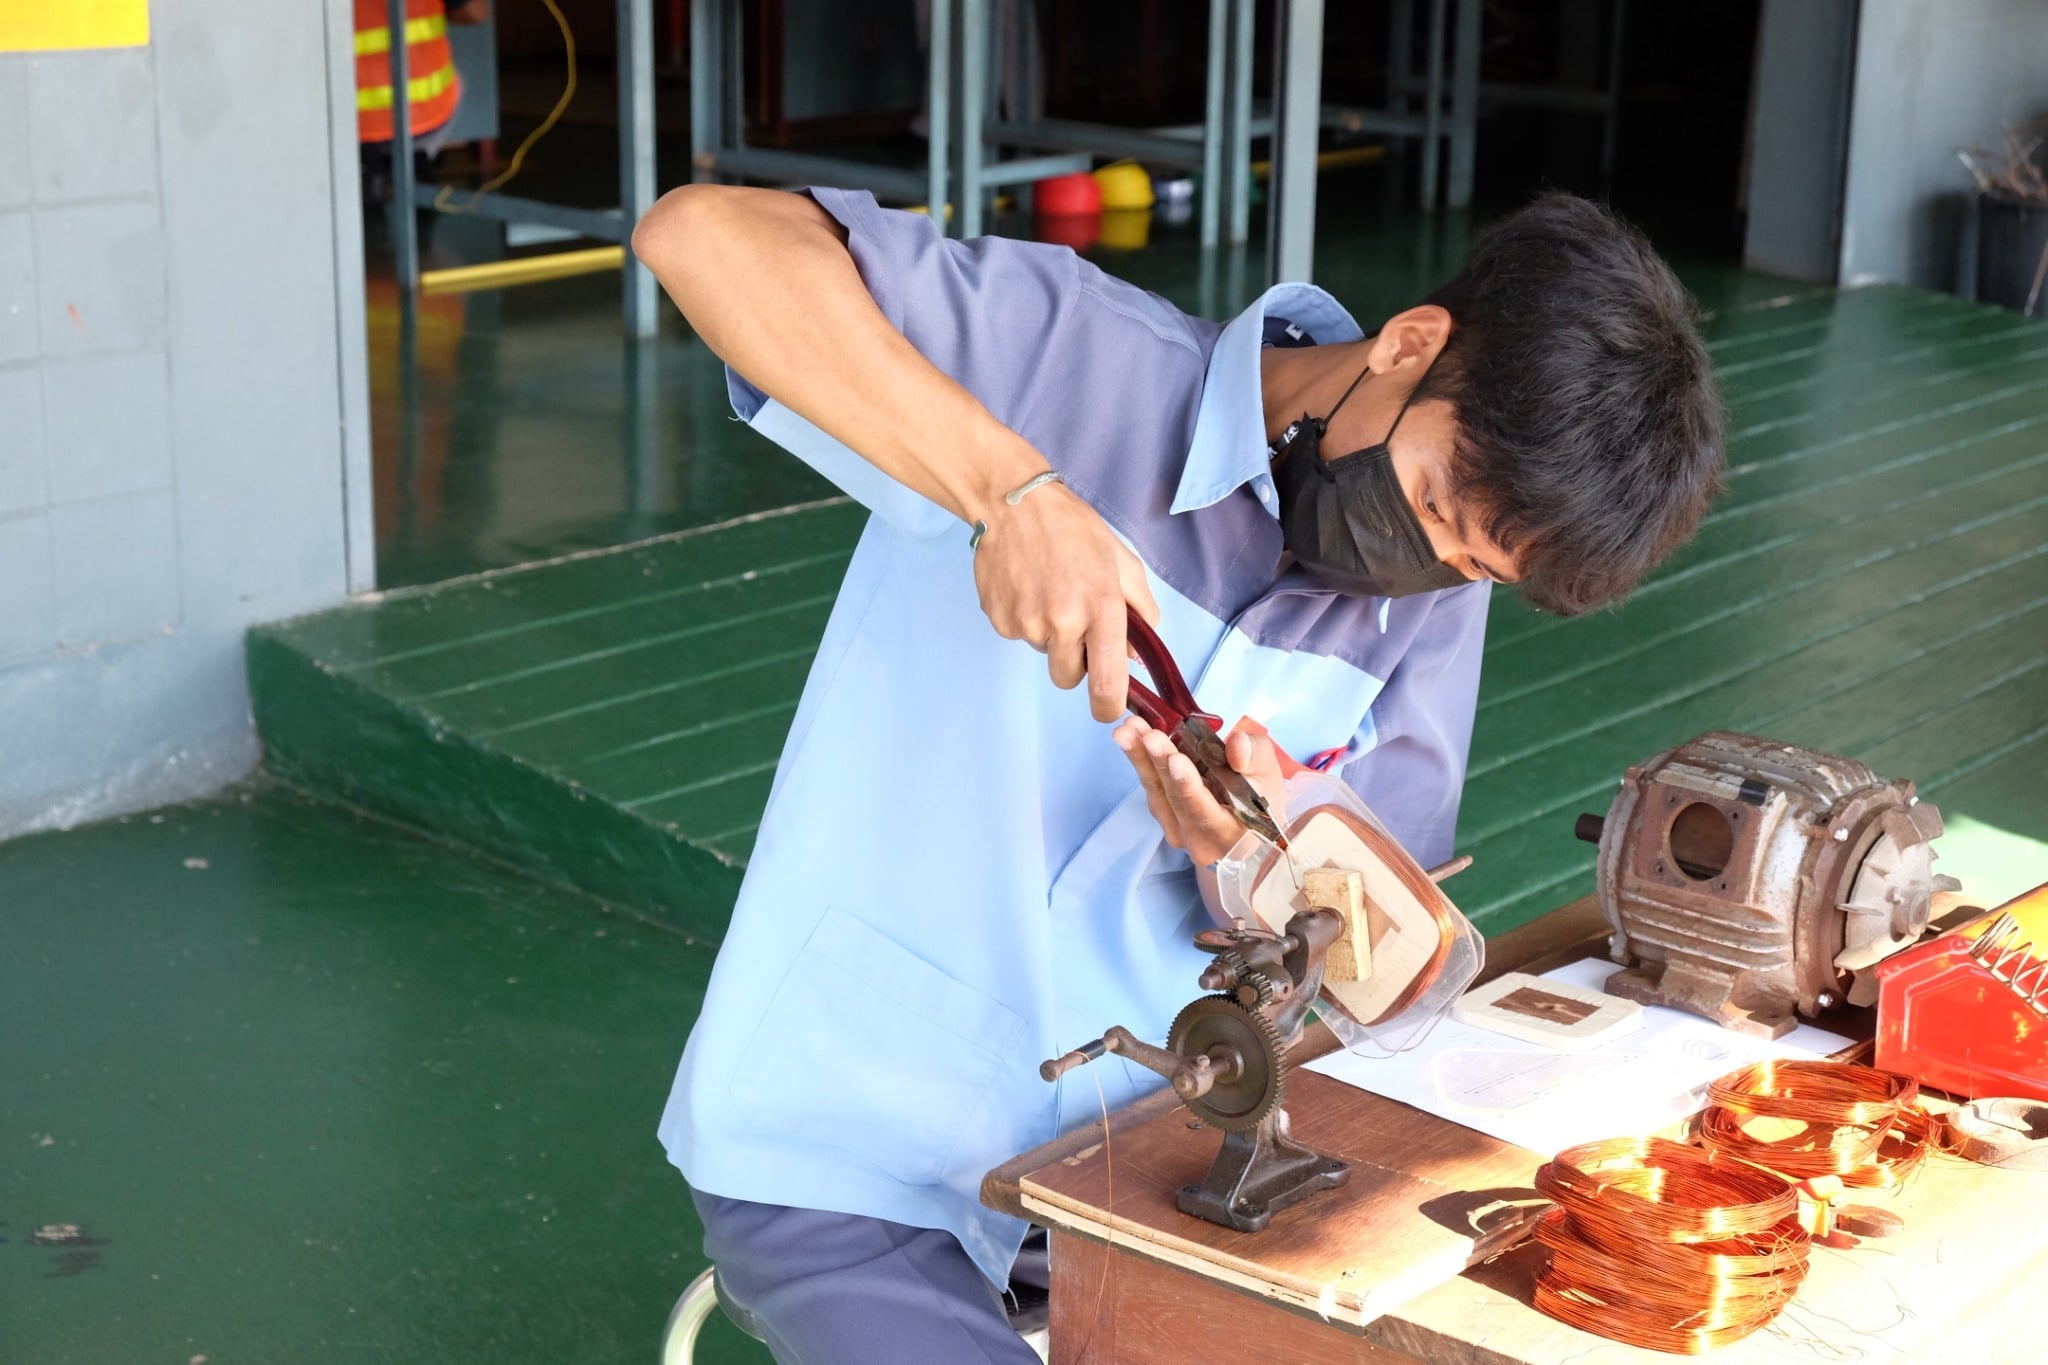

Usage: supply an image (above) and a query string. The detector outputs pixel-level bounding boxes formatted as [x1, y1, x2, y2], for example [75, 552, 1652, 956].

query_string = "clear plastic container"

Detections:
[1213, 769, 1483, 1057]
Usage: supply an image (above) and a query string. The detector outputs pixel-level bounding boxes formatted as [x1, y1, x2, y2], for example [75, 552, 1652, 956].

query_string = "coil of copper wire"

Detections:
[1532, 1136, 1810, 1354]
[1697, 1060, 1932, 1189]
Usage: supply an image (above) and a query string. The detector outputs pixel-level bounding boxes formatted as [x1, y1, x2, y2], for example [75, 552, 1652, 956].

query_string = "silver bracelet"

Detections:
[1005, 469, 1065, 505]
[969, 470, 1065, 552]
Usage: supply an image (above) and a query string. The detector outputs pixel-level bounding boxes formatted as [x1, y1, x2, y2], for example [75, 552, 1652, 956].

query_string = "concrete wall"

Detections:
[1743, 0, 1858, 283]
[1840, 0, 2048, 289]
[0, 3, 366, 838]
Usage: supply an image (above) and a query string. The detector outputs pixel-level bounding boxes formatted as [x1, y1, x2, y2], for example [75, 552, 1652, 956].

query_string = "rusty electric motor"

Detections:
[1577, 732, 1951, 1038]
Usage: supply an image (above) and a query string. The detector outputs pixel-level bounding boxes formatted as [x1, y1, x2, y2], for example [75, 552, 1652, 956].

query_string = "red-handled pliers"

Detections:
[1122, 605, 1288, 850]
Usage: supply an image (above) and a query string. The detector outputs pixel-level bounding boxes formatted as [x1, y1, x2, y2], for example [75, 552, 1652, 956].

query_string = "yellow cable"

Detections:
[420, 245, 624, 294]
[436, 0, 578, 213]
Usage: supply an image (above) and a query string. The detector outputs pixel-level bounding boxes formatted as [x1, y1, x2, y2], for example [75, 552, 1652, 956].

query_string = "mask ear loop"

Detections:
[1288, 360, 1376, 486]
[1325, 350, 1432, 447]
[1318, 360, 1376, 436]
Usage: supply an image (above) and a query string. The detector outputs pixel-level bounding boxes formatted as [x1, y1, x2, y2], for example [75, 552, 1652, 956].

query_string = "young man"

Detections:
[632, 185, 1722, 1363]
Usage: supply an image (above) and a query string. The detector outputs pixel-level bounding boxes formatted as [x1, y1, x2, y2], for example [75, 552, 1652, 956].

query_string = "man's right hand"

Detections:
[631, 186, 1160, 720]
[971, 480, 1161, 723]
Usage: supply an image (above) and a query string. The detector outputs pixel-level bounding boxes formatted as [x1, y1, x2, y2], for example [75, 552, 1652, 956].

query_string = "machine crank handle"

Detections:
[1039, 1036, 1109, 1081]
[1040, 1025, 1226, 1100]
[1425, 854, 1473, 883]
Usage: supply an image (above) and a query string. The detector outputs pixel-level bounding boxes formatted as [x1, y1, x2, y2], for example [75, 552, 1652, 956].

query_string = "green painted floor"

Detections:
[274, 275, 2048, 940]
[0, 784, 769, 1365]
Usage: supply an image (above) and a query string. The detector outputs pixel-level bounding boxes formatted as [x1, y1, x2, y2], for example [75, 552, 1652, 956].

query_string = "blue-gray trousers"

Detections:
[694, 1191, 1045, 1365]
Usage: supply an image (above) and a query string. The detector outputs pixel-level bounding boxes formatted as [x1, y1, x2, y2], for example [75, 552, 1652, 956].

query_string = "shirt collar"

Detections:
[1172, 284, 1367, 516]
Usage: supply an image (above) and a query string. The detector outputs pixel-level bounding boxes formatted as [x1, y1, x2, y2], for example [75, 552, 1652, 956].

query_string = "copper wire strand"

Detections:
[1067, 1063, 1116, 1365]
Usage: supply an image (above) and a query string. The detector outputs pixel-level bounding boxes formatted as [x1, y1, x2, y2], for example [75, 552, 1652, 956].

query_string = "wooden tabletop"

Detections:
[985, 894, 2048, 1364]
[982, 894, 1613, 1222]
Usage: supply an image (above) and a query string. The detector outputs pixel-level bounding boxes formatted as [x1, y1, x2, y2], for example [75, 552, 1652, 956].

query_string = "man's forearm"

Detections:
[631, 185, 1047, 528]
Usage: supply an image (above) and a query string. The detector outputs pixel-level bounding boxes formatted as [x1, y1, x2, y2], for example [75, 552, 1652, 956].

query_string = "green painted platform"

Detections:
[249, 499, 866, 943]
[253, 283, 2048, 941]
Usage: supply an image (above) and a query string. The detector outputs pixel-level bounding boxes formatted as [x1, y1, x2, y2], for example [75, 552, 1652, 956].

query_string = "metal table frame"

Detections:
[1390, 0, 1627, 193]
[1318, 0, 1483, 212]
[386, 0, 659, 337]
[689, 0, 1277, 250]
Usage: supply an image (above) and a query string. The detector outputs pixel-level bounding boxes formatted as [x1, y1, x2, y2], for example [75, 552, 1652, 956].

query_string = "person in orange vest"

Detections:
[355, 0, 488, 203]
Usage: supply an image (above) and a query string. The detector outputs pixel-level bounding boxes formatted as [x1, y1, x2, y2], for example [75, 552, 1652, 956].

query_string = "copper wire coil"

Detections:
[1533, 1208, 1810, 1353]
[1697, 1061, 1933, 1188]
[1533, 1272, 1800, 1356]
[1536, 1136, 1798, 1242]
[1535, 1208, 1812, 1287]
[1531, 1139, 1811, 1353]
[1706, 1060, 1918, 1126]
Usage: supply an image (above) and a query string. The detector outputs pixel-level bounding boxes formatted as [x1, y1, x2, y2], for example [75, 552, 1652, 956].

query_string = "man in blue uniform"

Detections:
[630, 184, 1723, 1363]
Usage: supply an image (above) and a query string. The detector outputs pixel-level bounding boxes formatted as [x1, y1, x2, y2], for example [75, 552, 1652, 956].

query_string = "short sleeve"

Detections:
[724, 187, 1084, 540]
[1337, 580, 1491, 866]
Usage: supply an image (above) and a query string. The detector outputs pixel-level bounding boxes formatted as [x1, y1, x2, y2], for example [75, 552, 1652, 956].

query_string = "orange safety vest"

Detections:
[355, 0, 462, 143]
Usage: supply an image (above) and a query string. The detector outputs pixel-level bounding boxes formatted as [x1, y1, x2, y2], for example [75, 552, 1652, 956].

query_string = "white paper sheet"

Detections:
[1304, 958, 1855, 1157]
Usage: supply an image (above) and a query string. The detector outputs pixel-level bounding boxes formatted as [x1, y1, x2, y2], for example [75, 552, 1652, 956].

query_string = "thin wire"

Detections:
[1067, 1064, 1116, 1365]
[436, 0, 578, 213]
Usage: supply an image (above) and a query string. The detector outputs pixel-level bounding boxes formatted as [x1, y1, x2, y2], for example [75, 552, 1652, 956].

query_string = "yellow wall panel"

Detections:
[0, 1, 151, 53]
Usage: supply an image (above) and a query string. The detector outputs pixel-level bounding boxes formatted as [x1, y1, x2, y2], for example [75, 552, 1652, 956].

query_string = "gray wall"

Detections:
[1743, 0, 1859, 282]
[1840, 0, 2048, 289]
[0, 3, 366, 838]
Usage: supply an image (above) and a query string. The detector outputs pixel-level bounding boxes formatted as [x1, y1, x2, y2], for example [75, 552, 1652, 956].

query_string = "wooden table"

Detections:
[984, 897, 2048, 1364]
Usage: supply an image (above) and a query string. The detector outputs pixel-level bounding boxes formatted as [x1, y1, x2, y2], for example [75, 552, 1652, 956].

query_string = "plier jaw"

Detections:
[1122, 607, 1289, 851]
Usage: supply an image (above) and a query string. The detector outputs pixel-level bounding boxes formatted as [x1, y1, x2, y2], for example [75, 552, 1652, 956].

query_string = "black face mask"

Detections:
[1271, 356, 1468, 599]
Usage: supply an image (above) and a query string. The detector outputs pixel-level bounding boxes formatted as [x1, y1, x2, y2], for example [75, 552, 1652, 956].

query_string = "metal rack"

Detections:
[385, 0, 659, 337]
[689, 0, 1268, 249]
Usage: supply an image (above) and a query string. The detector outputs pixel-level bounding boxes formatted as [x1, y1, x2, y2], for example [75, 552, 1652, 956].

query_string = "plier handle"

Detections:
[1123, 606, 1288, 850]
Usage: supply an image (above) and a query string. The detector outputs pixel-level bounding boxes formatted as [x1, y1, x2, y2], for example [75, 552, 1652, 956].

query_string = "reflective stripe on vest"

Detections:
[357, 62, 458, 113]
[354, 12, 447, 57]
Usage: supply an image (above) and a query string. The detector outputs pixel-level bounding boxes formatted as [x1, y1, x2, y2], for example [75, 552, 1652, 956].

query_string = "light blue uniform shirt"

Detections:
[661, 188, 1489, 1285]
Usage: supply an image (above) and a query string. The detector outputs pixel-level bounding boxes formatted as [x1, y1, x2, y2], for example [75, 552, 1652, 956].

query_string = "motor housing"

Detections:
[1582, 732, 1947, 1038]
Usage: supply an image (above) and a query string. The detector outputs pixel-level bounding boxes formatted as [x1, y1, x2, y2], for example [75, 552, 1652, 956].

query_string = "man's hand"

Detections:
[1113, 718, 1288, 865]
[972, 482, 1160, 722]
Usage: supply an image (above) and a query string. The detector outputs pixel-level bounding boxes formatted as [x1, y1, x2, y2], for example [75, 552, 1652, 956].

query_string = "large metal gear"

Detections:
[1167, 995, 1286, 1133]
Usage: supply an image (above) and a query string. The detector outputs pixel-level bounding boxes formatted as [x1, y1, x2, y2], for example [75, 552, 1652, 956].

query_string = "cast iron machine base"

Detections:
[1042, 909, 1350, 1233]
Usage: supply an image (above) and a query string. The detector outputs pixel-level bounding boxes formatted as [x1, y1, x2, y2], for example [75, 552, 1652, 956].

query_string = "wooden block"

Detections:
[1305, 868, 1370, 983]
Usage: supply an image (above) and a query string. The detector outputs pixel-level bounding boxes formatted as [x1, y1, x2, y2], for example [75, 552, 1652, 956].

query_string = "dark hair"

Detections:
[1416, 193, 1724, 615]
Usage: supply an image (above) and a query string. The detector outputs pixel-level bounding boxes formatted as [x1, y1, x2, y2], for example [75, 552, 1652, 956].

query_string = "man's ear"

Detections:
[1369, 305, 1454, 374]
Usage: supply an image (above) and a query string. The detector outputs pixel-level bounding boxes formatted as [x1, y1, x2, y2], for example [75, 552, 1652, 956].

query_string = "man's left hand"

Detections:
[1113, 719, 1287, 865]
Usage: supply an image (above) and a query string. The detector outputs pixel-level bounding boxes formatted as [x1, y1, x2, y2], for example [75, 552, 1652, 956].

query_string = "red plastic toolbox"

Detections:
[1875, 883, 2048, 1103]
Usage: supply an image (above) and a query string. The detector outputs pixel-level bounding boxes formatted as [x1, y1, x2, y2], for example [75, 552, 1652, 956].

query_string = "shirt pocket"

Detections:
[728, 907, 1027, 1187]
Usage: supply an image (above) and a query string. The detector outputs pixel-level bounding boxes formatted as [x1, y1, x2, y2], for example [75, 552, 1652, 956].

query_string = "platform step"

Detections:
[249, 499, 866, 941]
